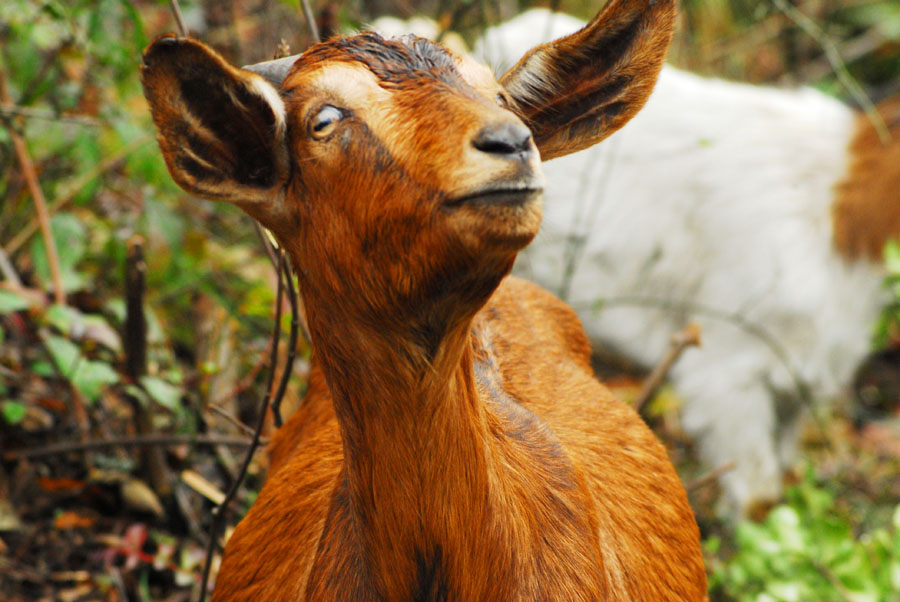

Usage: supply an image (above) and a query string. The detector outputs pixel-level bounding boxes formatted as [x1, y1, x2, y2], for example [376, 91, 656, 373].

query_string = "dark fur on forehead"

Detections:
[299, 31, 463, 89]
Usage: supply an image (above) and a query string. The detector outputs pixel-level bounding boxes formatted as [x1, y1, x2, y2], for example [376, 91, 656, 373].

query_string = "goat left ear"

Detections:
[500, 0, 675, 160]
[140, 35, 290, 204]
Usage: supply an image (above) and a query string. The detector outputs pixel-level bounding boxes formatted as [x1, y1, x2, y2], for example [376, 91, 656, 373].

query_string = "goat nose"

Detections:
[472, 122, 533, 159]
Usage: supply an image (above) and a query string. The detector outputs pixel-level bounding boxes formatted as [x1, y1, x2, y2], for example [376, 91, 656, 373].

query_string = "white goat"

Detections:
[474, 9, 900, 518]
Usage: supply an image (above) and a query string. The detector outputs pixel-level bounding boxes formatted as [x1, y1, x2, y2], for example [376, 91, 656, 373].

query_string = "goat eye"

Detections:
[496, 93, 508, 108]
[310, 105, 343, 139]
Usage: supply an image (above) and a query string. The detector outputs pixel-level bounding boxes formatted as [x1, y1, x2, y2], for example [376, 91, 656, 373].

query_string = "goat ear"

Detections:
[500, 0, 675, 160]
[140, 35, 290, 203]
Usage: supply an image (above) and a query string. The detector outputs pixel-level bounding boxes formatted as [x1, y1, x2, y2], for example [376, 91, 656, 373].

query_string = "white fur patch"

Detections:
[476, 9, 881, 518]
[248, 74, 287, 139]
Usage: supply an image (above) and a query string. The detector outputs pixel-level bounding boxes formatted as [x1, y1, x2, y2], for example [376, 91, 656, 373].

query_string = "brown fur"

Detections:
[224, 278, 706, 601]
[140, 0, 706, 599]
[832, 98, 900, 261]
[501, 0, 673, 160]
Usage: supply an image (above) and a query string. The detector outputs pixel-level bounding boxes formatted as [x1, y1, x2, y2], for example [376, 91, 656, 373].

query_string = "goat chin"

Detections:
[477, 8, 898, 520]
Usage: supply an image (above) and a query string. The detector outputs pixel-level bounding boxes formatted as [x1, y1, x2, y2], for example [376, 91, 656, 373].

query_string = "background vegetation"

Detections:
[0, 0, 898, 600]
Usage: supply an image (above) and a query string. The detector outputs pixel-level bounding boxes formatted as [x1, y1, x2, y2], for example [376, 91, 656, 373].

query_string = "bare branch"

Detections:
[4, 434, 254, 460]
[300, 0, 321, 43]
[271, 255, 300, 427]
[633, 323, 701, 413]
[686, 461, 736, 491]
[169, 0, 189, 37]
[770, 0, 889, 143]
[198, 254, 284, 602]
[0, 246, 23, 287]
[0, 66, 65, 305]
[208, 403, 259, 439]
[3, 136, 151, 256]
[0, 104, 105, 127]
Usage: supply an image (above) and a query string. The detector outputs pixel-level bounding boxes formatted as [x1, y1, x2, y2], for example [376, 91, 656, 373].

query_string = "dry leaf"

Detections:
[53, 511, 95, 530]
[121, 479, 164, 517]
[181, 469, 225, 505]
[37, 477, 85, 492]
[0, 500, 23, 532]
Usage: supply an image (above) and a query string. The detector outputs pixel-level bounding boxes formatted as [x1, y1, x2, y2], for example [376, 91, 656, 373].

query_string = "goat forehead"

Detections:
[294, 32, 468, 91]
[455, 55, 502, 95]
[294, 63, 392, 106]
[284, 41, 497, 122]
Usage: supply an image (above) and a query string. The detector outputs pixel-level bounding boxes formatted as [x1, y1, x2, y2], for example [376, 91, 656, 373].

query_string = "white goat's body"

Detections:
[476, 9, 887, 516]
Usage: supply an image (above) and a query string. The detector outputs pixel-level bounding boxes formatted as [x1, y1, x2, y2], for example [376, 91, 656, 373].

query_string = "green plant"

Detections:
[874, 239, 900, 348]
[708, 468, 900, 601]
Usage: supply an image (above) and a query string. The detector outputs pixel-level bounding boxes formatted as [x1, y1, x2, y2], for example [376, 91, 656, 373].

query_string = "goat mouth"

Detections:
[445, 187, 543, 209]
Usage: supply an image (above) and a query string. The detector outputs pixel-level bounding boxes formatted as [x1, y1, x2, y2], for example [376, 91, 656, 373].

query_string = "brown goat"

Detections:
[140, 0, 707, 599]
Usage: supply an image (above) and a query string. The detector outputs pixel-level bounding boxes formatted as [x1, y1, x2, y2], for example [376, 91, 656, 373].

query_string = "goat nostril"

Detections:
[472, 122, 533, 157]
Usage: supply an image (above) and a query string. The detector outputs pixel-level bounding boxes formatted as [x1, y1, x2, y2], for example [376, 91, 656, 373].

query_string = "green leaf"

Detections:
[44, 304, 83, 335]
[44, 333, 118, 402]
[1, 400, 27, 425]
[30, 213, 89, 293]
[44, 334, 83, 378]
[768, 506, 805, 552]
[849, 3, 900, 39]
[884, 239, 900, 275]
[71, 360, 119, 402]
[31, 360, 54, 377]
[140, 376, 181, 411]
[0, 289, 31, 314]
[124, 384, 150, 407]
[890, 560, 900, 591]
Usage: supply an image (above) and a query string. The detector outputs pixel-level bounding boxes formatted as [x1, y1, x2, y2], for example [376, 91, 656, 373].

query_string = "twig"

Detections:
[633, 324, 702, 413]
[264, 252, 286, 411]
[124, 236, 172, 497]
[584, 295, 812, 412]
[3, 136, 150, 255]
[0, 104, 105, 127]
[198, 255, 284, 602]
[124, 236, 148, 382]
[174, 480, 205, 539]
[209, 352, 268, 407]
[687, 461, 736, 491]
[109, 567, 129, 602]
[271, 256, 300, 427]
[0, 557, 48, 583]
[0, 246, 23, 287]
[0, 65, 65, 305]
[811, 559, 856, 602]
[4, 434, 254, 460]
[253, 223, 308, 427]
[208, 403, 259, 439]
[169, 0, 189, 37]
[770, 0, 889, 143]
[253, 222, 280, 270]
[300, 0, 321, 43]
[789, 26, 887, 85]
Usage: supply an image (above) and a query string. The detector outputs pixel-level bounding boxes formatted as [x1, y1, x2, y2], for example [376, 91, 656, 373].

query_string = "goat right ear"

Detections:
[141, 35, 290, 203]
[500, 0, 675, 161]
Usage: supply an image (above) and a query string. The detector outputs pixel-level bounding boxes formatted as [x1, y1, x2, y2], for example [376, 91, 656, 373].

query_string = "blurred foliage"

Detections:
[708, 467, 900, 602]
[0, 0, 288, 436]
[875, 239, 900, 348]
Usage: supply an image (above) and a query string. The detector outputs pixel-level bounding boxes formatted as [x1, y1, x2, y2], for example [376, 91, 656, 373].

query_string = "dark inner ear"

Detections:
[520, 12, 641, 128]
[177, 74, 280, 189]
[141, 36, 287, 198]
[500, 0, 675, 160]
